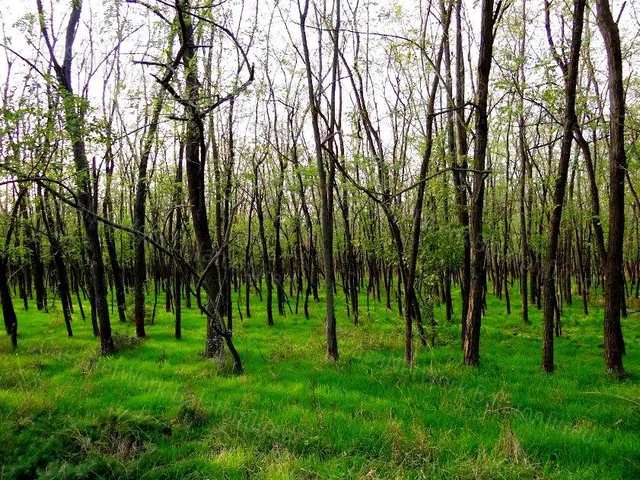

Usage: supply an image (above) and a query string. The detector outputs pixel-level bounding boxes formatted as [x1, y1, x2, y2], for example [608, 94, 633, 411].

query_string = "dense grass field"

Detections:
[0, 284, 638, 479]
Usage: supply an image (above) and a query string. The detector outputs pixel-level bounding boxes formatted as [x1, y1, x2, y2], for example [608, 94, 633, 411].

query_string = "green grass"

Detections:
[0, 283, 638, 479]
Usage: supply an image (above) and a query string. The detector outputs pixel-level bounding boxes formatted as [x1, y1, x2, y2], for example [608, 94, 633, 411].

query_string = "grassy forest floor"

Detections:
[0, 284, 639, 479]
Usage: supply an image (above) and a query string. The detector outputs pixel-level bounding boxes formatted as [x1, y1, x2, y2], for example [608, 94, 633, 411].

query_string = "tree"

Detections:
[541, 0, 585, 373]
[1, 189, 26, 348]
[299, 0, 339, 361]
[596, 0, 626, 375]
[36, 0, 114, 354]
[463, 0, 505, 366]
[134, 90, 165, 338]
[133, 0, 253, 370]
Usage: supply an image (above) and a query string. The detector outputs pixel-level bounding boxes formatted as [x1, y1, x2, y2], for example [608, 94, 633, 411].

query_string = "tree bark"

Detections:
[518, 0, 530, 325]
[454, 0, 471, 343]
[104, 153, 127, 324]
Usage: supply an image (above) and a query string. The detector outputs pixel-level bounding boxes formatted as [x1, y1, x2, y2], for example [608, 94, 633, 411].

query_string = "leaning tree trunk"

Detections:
[403, 3, 452, 365]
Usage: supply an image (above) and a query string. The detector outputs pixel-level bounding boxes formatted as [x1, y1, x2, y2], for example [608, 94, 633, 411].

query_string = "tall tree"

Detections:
[137, 0, 253, 369]
[596, 0, 626, 375]
[134, 90, 165, 338]
[1, 189, 26, 347]
[36, 0, 114, 354]
[453, 0, 471, 343]
[299, 0, 339, 361]
[463, 0, 503, 366]
[517, 0, 530, 325]
[541, 0, 585, 373]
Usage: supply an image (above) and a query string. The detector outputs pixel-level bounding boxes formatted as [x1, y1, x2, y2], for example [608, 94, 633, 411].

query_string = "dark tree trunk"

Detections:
[104, 156, 127, 324]
[23, 204, 47, 311]
[133, 91, 164, 338]
[454, 0, 471, 343]
[518, 0, 529, 324]
[274, 159, 286, 317]
[0, 257, 17, 341]
[541, 0, 585, 373]
[40, 191, 73, 337]
[175, 0, 236, 364]
[463, 0, 498, 366]
[596, 0, 626, 375]
[300, 0, 338, 360]
[255, 174, 274, 327]
[244, 198, 254, 319]
[37, 0, 113, 354]
[174, 143, 184, 340]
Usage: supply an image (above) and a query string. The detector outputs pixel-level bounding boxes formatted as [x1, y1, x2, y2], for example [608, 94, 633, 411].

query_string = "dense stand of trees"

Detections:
[0, 0, 638, 376]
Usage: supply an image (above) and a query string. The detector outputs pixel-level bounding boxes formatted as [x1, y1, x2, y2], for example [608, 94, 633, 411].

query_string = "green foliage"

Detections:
[419, 224, 465, 274]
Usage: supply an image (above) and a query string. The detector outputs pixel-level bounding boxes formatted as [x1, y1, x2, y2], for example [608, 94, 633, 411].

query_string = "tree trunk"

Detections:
[178, 0, 226, 360]
[454, 0, 471, 344]
[255, 175, 274, 327]
[174, 143, 184, 340]
[463, 0, 498, 366]
[104, 156, 127, 325]
[541, 0, 585, 373]
[300, 0, 338, 360]
[596, 0, 626, 375]
[133, 91, 165, 338]
[40, 191, 73, 337]
[518, 0, 529, 324]
[37, 0, 113, 354]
